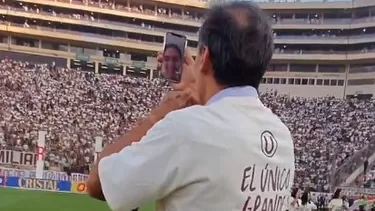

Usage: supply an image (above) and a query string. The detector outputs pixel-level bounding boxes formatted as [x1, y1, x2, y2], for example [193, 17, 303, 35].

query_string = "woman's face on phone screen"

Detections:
[162, 47, 182, 79]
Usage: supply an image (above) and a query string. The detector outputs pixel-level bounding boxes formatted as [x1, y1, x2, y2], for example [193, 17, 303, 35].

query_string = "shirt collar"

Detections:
[206, 86, 258, 105]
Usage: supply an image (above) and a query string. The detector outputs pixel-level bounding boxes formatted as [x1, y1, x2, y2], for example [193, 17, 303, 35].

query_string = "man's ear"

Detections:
[200, 46, 212, 75]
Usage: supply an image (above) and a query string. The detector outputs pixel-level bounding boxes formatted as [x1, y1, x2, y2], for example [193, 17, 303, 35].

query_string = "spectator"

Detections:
[328, 189, 349, 211]
[301, 190, 317, 211]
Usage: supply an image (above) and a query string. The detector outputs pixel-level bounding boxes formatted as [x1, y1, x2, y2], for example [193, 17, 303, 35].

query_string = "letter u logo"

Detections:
[260, 131, 278, 158]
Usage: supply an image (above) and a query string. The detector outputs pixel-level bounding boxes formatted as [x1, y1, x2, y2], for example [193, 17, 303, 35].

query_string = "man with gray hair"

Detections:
[87, 2, 295, 211]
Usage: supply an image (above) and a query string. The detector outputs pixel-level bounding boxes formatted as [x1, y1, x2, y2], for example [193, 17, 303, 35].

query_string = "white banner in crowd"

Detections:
[0, 150, 37, 166]
[310, 187, 375, 201]
[339, 186, 375, 196]
[0, 167, 88, 182]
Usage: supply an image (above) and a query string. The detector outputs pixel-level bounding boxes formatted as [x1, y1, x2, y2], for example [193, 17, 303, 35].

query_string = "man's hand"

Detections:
[150, 88, 198, 123]
[153, 48, 200, 123]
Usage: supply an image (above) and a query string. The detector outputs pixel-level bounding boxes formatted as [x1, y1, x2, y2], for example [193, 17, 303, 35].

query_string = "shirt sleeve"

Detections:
[98, 115, 189, 211]
[328, 201, 333, 209]
[309, 202, 317, 210]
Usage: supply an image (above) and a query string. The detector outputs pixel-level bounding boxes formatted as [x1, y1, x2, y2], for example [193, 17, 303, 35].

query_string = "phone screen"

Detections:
[161, 32, 187, 82]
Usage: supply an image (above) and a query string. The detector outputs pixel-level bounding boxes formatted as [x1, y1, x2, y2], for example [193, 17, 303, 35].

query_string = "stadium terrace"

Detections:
[0, 0, 374, 210]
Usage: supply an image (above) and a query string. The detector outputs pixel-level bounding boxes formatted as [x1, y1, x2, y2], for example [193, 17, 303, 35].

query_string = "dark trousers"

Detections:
[364, 160, 369, 174]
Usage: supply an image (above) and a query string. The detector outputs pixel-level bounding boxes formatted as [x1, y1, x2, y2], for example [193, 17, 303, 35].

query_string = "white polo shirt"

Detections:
[98, 86, 295, 211]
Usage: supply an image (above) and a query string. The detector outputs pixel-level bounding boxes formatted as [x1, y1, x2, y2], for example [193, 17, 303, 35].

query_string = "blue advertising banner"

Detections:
[0, 167, 70, 181]
[6, 177, 71, 192]
[0, 176, 5, 186]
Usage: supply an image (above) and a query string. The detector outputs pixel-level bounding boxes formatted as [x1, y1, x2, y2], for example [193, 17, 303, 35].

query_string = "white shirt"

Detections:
[98, 87, 295, 211]
[328, 198, 349, 211]
[301, 202, 317, 211]
[285, 198, 301, 211]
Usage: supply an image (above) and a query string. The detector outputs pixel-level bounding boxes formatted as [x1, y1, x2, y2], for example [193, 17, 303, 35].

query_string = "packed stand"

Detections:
[262, 92, 375, 192]
[0, 59, 375, 189]
[0, 59, 169, 173]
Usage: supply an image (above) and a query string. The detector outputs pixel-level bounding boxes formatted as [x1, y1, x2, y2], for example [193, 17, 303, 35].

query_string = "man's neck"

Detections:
[205, 85, 258, 105]
[201, 77, 224, 105]
[203, 85, 223, 105]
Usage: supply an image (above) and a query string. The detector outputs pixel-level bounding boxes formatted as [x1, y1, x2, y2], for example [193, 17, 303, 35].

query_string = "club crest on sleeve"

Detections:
[260, 131, 278, 158]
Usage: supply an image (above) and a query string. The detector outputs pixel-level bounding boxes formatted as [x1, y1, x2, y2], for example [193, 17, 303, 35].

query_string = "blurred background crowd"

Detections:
[0, 59, 374, 193]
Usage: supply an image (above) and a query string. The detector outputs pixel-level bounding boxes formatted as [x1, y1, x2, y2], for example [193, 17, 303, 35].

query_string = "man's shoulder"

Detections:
[143, 106, 207, 147]
[161, 105, 213, 134]
[166, 105, 208, 123]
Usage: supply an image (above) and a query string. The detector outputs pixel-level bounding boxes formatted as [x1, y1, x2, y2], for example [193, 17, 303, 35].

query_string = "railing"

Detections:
[4, 21, 375, 58]
[246, 0, 351, 2]
[13, 0, 375, 26]
[6, 19, 375, 45]
[6, 5, 375, 44]
[331, 138, 375, 188]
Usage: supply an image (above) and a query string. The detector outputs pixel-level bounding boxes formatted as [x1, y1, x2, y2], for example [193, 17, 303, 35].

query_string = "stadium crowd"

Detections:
[0, 58, 374, 192]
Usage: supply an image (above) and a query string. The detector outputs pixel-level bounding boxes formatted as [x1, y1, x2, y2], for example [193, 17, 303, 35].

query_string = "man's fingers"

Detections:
[184, 49, 194, 65]
[176, 89, 194, 107]
[162, 91, 179, 101]
[157, 52, 163, 63]
[156, 51, 163, 71]
[166, 89, 193, 102]
[160, 88, 199, 111]
[179, 89, 191, 99]
[179, 89, 199, 106]
[171, 82, 186, 91]
[182, 64, 195, 83]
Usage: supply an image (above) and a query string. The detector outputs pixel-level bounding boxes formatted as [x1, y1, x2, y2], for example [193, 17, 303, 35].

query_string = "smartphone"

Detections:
[160, 32, 187, 82]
